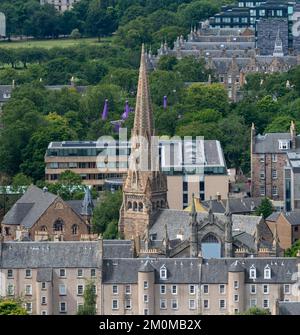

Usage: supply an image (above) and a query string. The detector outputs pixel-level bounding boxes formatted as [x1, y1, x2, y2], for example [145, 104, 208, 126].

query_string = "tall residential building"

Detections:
[0, 238, 299, 315]
[40, 0, 79, 12]
[119, 45, 168, 240]
[251, 122, 299, 208]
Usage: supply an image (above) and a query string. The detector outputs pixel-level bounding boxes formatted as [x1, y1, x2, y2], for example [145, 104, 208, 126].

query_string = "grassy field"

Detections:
[0, 37, 111, 49]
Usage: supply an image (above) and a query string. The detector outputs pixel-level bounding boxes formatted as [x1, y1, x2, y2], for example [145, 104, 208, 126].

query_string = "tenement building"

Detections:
[0, 185, 93, 241]
[0, 238, 299, 315]
[251, 121, 300, 208]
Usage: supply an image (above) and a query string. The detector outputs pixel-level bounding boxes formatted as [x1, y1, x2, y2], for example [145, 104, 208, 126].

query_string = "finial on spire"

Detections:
[225, 195, 231, 216]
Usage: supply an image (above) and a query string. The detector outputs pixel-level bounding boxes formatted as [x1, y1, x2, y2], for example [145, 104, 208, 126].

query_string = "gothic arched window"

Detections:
[133, 202, 137, 212]
[202, 234, 219, 244]
[138, 202, 143, 212]
[72, 224, 78, 235]
[40, 226, 47, 232]
[127, 202, 132, 210]
[53, 219, 64, 232]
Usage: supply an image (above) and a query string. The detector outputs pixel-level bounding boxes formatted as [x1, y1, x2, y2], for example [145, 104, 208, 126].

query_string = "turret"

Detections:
[189, 194, 198, 258]
[224, 197, 233, 258]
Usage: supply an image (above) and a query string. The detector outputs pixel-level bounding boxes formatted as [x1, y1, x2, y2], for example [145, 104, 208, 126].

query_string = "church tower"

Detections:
[119, 45, 168, 240]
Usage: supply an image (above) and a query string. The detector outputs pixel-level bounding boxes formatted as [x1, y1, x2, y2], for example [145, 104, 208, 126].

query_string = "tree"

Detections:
[70, 28, 81, 39]
[77, 281, 97, 315]
[240, 307, 271, 315]
[285, 239, 300, 257]
[92, 190, 122, 237]
[12, 173, 32, 187]
[59, 170, 82, 186]
[0, 299, 28, 315]
[255, 197, 274, 219]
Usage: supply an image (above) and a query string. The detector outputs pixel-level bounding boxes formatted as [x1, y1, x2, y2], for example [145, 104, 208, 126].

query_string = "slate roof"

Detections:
[149, 209, 262, 241]
[201, 197, 262, 214]
[254, 133, 300, 153]
[0, 241, 102, 268]
[102, 257, 299, 284]
[0, 240, 133, 269]
[66, 199, 96, 217]
[266, 211, 300, 226]
[278, 302, 300, 315]
[2, 185, 58, 228]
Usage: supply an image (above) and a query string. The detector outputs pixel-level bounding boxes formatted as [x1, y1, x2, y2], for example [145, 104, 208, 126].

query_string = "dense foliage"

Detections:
[285, 240, 300, 257]
[0, 298, 28, 315]
[0, 0, 230, 40]
[239, 307, 271, 315]
[77, 280, 97, 315]
[255, 197, 274, 219]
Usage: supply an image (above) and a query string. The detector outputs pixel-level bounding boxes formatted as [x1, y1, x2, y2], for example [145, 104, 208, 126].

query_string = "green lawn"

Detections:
[0, 37, 111, 49]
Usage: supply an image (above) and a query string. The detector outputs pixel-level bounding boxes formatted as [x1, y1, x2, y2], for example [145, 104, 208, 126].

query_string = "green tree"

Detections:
[77, 280, 97, 315]
[0, 299, 28, 315]
[255, 197, 274, 219]
[240, 307, 271, 315]
[92, 190, 122, 237]
[12, 173, 32, 187]
[285, 240, 300, 257]
[70, 28, 81, 39]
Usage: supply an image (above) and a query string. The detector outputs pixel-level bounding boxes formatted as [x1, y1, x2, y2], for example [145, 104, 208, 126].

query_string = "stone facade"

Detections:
[40, 0, 79, 12]
[0, 239, 299, 315]
[251, 122, 299, 204]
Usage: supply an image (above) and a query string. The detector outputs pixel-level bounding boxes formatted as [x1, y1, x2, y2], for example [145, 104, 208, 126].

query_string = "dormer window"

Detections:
[279, 140, 290, 150]
[264, 265, 271, 279]
[160, 265, 167, 280]
[249, 265, 256, 279]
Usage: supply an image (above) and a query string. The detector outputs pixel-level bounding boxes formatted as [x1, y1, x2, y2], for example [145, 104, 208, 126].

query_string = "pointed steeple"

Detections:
[190, 193, 197, 224]
[133, 44, 154, 141]
[225, 196, 231, 217]
[273, 29, 284, 57]
[208, 196, 214, 222]
[81, 186, 94, 217]
[272, 222, 280, 256]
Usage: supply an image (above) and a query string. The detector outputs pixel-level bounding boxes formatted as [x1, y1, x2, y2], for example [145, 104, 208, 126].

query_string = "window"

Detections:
[259, 9, 265, 16]
[171, 299, 178, 310]
[250, 284, 256, 294]
[72, 224, 78, 235]
[7, 284, 14, 296]
[260, 171, 265, 180]
[284, 284, 291, 294]
[25, 302, 32, 314]
[112, 285, 118, 295]
[7, 269, 13, 278]
[125, 299, 132, 310]
[263, 284, 269, 294]
[272, 170, 277, 180]
[260, 154, 265, 163]
[77, 269, 83, 278]
[250, 299, 257, 307]
[59, 269, 66, 278]
[234, 294, 239, 302]
[249, 265, 256, 279]
[272, 154, 277, 162]
[295, 226, 299, 232]
[59, 302, 67, 313]
[203, 285, 209, 294]
[219, 299, 226, 309]
[59, 284, 66, 296]
[234, 281, 239, 289]
[125, 285, 131, 295]
[264, 265, 271, 279]
[172, 285, 177, 295]
[110, 299, 119, 310]
[25, 269, 32, 278]
[277, 10, 283, 16]
[189, 285, 196, 295]
[160, 299, 167, 310]
[144, 281, 149, 289]
[160, 265, 167, 280]
[144, 309, 149, 315]
[160, 285, 166, 295]
[53, 219, 64, 232]
[42, 282, 46, 290]
[41, 296, 47, 305]
[91, 269, 96, 278]
[77, 285, 84, 296]
[41, 310, 47, 315]
[25, 284, 32, 296]
[203, 300, 209, 309]
[263, 299, 269, 309]
[260, 185, 265, 196]
[92, 285, 97, 295]
[272, 186, 278, 196]
[189, 299, 196, 310]
[143, 295, 148, 303]
[279, 140, 290, 150]
[219, 284, 225, 294]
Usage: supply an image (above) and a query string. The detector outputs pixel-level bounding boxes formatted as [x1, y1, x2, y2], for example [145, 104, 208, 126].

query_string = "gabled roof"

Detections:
[279, 302, 300, 315]
[266, 211, 300, 226]
[2, 186, 58, 228]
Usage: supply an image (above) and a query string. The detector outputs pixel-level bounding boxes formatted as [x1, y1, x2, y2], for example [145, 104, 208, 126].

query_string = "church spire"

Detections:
[133, 44, 154, 141]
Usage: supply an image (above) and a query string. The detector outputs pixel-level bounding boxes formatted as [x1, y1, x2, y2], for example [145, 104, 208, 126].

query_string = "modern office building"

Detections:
[45, 139, 229, 210]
